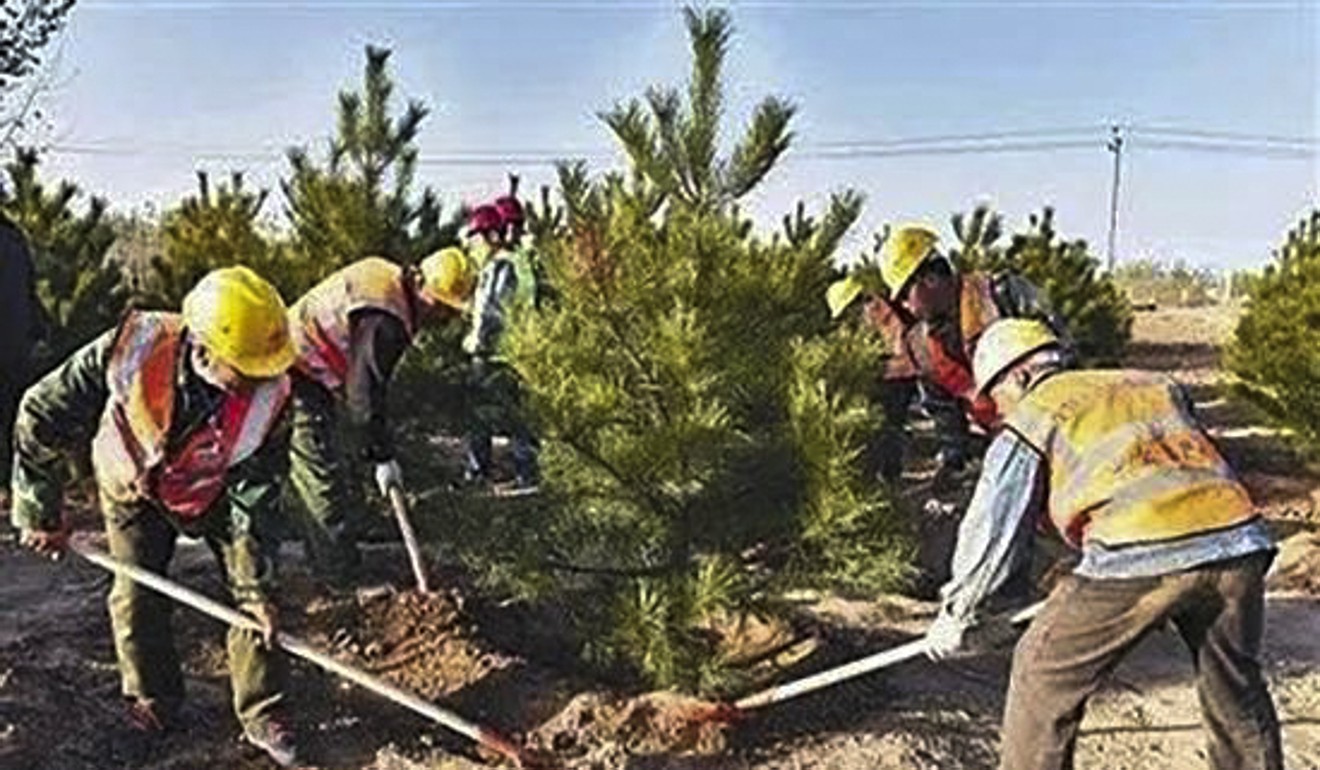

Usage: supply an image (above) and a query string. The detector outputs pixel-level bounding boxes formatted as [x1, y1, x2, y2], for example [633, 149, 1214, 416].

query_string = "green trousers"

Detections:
[104, 499, 286, 731]
[287, 373, 364, 582]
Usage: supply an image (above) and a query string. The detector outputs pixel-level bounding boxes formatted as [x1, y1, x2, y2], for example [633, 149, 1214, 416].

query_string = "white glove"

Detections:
[374, 460, 404, 497]
[924, 609, 971, 661]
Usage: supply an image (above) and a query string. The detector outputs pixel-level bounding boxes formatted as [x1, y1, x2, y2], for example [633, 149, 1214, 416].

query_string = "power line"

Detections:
[1126, 139, 1315, 158]
[47, 138, 1108, 164]
[1128, 124, 1318, 147]
[51, 123, 1317, 159]
[807, 125, 1104, 149]
[794, 139, 1103, 159]
[43, 127, 1318, 166]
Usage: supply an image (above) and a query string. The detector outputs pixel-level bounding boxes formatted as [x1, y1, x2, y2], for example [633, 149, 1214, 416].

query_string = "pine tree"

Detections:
[599, 7, 794, 213]
[948, 201, 1003, 266]
[0, 147, 123, 365]
[949, 203, 1132, 364]
[1230, 209, 1320, 450]
[460, 7, 910, 692]
[282, 45, 459, 277]
[139, 170, 312, 307]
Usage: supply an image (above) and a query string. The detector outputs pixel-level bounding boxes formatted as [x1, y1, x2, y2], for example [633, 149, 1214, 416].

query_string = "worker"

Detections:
[9, 266, 302, 767]
[0, 211, 44, 490]
[829, 223, 1064, 487]
[286, 249, 476, 585]
[461, 199, 541, 492]
[924, 318, 1280, 770]
[827, 276, 922, 485]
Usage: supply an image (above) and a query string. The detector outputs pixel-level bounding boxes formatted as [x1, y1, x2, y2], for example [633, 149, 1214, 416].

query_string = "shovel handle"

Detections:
[69, 540, 526, 767]
[388, 486, 432, 595]
[733, 601, 1045, 713]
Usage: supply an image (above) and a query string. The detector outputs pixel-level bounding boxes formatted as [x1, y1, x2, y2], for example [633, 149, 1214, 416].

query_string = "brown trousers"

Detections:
[1000, 551, 1281, 770]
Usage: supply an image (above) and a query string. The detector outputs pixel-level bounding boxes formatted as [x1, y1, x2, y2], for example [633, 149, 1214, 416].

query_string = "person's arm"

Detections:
[343, 311, 412, 463]
[937, 430, 1047, 623]
[10, 329, 115, 532]
[222, 409, 290, 607]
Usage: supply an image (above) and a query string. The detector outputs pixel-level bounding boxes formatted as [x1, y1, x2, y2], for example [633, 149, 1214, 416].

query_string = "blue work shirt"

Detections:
[939, 430, 1275, 623]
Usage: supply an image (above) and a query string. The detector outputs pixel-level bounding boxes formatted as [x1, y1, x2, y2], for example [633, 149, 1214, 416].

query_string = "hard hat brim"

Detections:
[975, 340, 1059, 397]
[884, 249, 939, 299]
[827, 276, 865, 319]
[229, 339, 297, 380]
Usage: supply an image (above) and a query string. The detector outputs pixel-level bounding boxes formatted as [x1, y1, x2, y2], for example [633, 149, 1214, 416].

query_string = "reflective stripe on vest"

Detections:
[91, 311, 290, 518]
[1005, 370, 1255, 548]
[289, 257, 415, 392]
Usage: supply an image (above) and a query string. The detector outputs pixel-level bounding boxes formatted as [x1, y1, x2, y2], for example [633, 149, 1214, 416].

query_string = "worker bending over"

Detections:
[11, 267, 303, 766]
[925, 318, 1280, 770]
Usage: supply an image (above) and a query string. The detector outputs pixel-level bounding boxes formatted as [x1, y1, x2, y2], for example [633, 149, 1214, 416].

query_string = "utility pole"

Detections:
[1106, 124, 1124, 272]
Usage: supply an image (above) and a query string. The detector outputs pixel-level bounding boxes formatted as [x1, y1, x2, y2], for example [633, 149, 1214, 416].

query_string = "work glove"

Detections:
[461, 329, 480, 356]
[923, 609, 972, 661]
[374, 459, 404, 498]
[19, 524, 69, 560]
[925, 608, 1026, 662]
[241, 601, 280, 649]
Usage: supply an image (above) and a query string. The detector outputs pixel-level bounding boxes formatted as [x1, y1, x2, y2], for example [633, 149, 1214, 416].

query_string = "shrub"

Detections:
[1229, 209, 1320, 451]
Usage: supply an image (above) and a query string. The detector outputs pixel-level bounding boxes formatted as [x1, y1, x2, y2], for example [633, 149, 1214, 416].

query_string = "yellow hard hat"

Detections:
[182, 265, 296, 379]
[879, 224, 941, 296]
[418, 247, 476, 310]
[972, 318, 1061, 395]
[826, 275, 866, 319]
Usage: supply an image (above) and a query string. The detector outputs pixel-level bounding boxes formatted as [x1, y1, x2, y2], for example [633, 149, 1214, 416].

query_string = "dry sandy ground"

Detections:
[2, 303, 1318, 770]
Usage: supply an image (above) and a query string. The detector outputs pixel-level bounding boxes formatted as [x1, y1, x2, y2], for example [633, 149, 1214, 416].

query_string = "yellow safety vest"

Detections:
[90, 311, 290, 519]
[289, 257, 416, 392]
[1005, 369, 1255, 548]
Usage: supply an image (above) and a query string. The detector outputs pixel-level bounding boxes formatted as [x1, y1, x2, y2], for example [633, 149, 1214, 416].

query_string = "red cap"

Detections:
[467, 204, 502, 235]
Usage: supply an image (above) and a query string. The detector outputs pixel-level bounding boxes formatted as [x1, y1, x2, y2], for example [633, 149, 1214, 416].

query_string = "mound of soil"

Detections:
[1270, 531, 1320, 594]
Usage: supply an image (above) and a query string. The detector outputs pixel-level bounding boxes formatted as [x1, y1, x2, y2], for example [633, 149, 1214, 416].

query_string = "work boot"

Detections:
[244, 717, 299, 768]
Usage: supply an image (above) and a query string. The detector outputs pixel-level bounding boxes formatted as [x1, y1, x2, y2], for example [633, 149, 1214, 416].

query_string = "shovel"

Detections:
[69, 539, 534, 767]
[693, 601, 1045, 723]
[386, 484, 432, 595]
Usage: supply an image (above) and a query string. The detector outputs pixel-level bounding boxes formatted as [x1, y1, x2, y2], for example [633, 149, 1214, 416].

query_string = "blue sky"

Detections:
[36, 0, 1319, 270]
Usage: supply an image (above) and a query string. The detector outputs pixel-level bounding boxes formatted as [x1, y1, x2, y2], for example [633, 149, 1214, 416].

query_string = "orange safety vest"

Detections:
[907, 272, 1003, 427]
[90, 311, 290, 519]
[1005, 369, 1255, 549]
[289, 257, 416, 393]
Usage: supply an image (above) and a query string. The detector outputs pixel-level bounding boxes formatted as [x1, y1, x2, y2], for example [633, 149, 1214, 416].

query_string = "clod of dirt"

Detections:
[1269, 531, 1320, 594]
[523, 691, 728, 768]
[371, 744, 489, 769]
